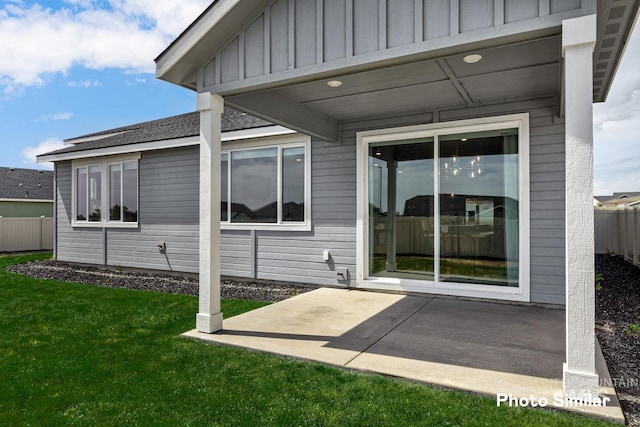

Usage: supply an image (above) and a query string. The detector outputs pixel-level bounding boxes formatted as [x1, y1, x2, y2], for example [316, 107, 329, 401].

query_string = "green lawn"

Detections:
[0, 253, 611, 426]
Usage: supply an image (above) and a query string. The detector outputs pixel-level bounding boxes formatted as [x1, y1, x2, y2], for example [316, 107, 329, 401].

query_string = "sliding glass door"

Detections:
[361, 116, 526, 296]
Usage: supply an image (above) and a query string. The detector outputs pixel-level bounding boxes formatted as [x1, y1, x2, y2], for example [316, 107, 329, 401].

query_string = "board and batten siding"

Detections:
[199, 0, 591, 94]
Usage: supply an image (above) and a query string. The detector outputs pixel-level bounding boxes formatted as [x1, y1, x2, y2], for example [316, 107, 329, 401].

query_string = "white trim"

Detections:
[42, 136, 198, 162]
[221, 134, 312, 231]
[71, 153, 141, 229]
[72, 152, 140, 168]
[221, 125, 296, 141]
[0, 198, 53, 203]
[156, 0, 241, 80]
[38, 126, 296, 162]
[70, 221, 139, 229]
[356, 113, 530, 302]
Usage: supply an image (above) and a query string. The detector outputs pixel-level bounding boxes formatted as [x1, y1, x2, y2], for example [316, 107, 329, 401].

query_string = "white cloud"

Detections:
[0, 0, 210, 94]
[35, 111, 74, 121]
[67, 79, 102, 88]
[21, 137, 66, 169]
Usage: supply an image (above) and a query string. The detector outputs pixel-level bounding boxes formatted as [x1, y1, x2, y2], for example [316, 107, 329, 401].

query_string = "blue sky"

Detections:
[1, 0, 638, 196]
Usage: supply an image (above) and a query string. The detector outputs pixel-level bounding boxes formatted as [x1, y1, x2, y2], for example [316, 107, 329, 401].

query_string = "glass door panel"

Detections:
[368, 138, 435, 280]
[438, 129, 519, 286]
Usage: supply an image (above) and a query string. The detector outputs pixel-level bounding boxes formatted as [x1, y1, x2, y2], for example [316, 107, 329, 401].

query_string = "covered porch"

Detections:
[156, 0, 639, 401]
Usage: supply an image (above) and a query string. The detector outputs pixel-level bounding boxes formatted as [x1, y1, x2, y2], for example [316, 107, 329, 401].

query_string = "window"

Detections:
[73, 154, 140, 227]
[107, 161, 138, 222]
[221, 135, 311, 230]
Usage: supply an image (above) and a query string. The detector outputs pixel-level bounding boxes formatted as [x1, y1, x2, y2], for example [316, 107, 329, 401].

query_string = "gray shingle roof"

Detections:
[0, 167, 54, 200]
[595, 192, 640, 202]
[40, 108, 273, 158]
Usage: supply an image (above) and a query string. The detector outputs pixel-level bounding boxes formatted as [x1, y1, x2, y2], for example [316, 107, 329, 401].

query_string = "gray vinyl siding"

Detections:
[54, 149, 201, 272]
[199, 0, 592, 94]
[252, 97, 567, 304]
[220, 230, 252, 277]
[54, 97, 566, 304]
[231, 140, 358, 285]
[54, 147, 252, 277]
[55, 161, 104, 265]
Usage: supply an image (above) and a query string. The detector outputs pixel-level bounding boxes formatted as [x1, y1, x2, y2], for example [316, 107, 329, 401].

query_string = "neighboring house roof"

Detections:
[40, 108, 273, 158]
[599, 194, 640, 207]
[0, 167, 53, 201]
[611, 192, 640, 200]
[595, 192, 640, 203]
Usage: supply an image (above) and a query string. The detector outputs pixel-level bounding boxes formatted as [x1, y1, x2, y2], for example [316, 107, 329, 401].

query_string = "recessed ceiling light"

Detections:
[463, 54, 482, 64]
[461, 138, 468, 142]
[327, 80, 343, 88]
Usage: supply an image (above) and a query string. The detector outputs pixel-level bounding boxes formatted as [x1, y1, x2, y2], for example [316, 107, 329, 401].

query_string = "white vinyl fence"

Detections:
[595, 207, 640, 267]
[0, 216, 53, 252]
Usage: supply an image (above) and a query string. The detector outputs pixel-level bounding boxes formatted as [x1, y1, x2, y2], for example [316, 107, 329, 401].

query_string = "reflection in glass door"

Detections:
[438, 130, 519, 286]
[366, 128, 520, 288]
[368, 138, 435, 280]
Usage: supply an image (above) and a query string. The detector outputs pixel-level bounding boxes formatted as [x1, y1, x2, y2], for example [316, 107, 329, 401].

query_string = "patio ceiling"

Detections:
[157, 0, 638, 141]
[232, 36, 562, 123]
[222, 35, 562, 139]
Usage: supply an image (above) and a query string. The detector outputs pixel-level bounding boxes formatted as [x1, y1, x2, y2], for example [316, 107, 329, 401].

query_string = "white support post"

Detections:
[562, 14, 598, 400]
[196, 92, 224, 333]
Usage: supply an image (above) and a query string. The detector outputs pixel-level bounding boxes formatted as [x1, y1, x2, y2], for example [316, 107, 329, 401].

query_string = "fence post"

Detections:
[619, 210, 624, 256]
[40, 216, 45, 251]
[0, 216, 3, 252]
[632, 207, 640, 265]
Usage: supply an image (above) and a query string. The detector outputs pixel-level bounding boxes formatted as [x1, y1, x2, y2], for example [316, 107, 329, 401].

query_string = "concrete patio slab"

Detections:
[183, 288, 624, 423]
[184, 288, 431, 365]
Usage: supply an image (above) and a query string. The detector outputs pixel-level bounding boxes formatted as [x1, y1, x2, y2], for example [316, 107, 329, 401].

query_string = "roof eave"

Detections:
[37, 125, 297, 162]
[593, 0, 640, 103]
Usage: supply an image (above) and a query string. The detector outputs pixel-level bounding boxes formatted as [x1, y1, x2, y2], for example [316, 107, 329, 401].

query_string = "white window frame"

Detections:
[356, 113, 530, 302]
[221, 133, 311, 231]
[72, 153, 141, 228]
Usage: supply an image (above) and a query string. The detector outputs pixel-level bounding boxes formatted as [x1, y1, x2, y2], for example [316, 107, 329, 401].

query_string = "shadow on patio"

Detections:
[183, 288, 622, 422]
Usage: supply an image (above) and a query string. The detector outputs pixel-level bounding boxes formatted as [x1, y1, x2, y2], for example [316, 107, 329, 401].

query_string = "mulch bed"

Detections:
[596, 254, 640, 426]
[6, 260, 318, 303]
[7, 255, 640, 424]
